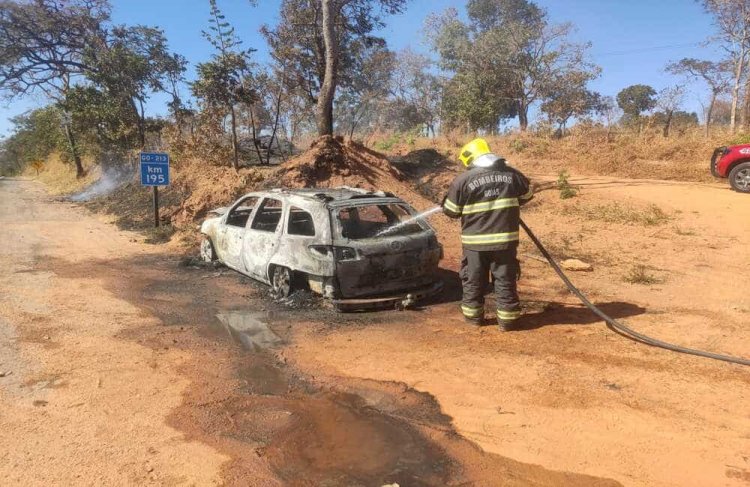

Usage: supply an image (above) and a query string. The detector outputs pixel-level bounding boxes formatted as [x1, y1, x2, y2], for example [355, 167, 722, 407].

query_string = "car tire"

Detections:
[729, 162, 750, 193]
[271, 266, 293, 299]
[200, 237, 217, 262]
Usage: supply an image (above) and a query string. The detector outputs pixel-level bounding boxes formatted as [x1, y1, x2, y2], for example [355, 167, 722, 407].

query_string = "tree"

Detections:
[262, 0, 408, 137]
[701, 0, 750, 132]
[655, 86, 685, 137]
[616, 84, 657, 132]
[0, 0, 185, 174]
[650, 110, 699, 135]
[388, 49, 443, 135]
[192, 0, 257, 170]
[540, 70, 602, 133]
[335, 44, 395, 137]
[710, 97, 733, 124]
[6, 107, 66, 165]
[87, 25, 186, 150]
[441, 69, 516, 132]
[666, 58, 732, 136]
[0, 0, 109, 177]
[427, 0, 598, 132]
[595, 96, 622, 141]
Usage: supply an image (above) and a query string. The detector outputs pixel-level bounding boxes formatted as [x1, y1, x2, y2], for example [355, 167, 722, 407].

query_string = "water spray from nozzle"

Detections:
[375, 205, 442, 237]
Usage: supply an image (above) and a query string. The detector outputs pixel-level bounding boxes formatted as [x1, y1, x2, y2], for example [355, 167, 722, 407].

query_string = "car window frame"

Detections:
[224, 195, 260, 229]
[286, 205, 317, 238]
[249, 196, 285, 233]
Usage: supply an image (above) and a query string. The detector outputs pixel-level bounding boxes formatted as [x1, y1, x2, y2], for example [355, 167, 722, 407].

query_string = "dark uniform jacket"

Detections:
[442, 157, 533, 251]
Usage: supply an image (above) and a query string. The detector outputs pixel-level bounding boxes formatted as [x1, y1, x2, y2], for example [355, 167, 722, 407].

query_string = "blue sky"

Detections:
[0, 0, 723, 135]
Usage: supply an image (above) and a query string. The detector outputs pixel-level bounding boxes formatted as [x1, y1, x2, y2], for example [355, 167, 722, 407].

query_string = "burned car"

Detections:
[199, 187, 443, 309]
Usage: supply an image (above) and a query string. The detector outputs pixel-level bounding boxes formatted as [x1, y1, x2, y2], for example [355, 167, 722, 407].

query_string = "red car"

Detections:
[711, 144, 750, 193]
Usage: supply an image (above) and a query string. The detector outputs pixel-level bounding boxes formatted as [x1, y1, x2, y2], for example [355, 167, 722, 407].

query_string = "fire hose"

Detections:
[519, 219, 750, 367]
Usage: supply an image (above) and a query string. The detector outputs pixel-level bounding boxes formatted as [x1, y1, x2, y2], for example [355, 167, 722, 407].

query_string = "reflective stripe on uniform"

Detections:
[497, 309, 521, 321]
[462, 197, 519, 214]
[443, 198, 463, 214]
[461, 231, 520, 245]
[461, 304, 483, 318]
[519, 188, 534, 200]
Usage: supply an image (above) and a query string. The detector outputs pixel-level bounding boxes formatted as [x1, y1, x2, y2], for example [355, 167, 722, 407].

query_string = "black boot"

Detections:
[497, 320, 516, 332]
[464, 316, 486, 326]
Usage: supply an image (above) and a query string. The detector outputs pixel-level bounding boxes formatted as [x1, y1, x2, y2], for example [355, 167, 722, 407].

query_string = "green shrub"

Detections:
[508, 138, 528, 154]
[556, 170, 579, 199]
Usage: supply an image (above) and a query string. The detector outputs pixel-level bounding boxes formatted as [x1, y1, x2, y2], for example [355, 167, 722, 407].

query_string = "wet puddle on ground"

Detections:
[215, 311, 284, 351]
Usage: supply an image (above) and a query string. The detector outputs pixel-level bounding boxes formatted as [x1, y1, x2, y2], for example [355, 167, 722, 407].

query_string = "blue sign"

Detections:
[140, 152, 170, 186]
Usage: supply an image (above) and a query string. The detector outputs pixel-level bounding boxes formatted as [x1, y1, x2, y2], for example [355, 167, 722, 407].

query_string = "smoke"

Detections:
[69, 167, 134, 202]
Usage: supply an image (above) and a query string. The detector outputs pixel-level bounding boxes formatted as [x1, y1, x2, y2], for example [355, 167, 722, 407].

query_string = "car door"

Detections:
[242, 197, 284, 281]
[218, 196, 259, 270]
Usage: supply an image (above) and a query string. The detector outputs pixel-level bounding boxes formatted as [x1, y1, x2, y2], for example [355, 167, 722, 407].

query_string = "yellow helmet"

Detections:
[459, 138, 491, 167]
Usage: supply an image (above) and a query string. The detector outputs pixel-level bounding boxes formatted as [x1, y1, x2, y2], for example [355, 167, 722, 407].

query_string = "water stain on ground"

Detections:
[48, 253, 621, 486]
[214, 311, 284, 351]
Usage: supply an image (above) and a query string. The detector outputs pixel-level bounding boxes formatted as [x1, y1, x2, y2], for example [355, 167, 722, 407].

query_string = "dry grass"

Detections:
[143, 224, 177, 244]
[24, 153, 99, 195]
[565, 202, 671, 226]
[623, 264, 664, 285]
[375, 125, 736, 183]
[674, 226, 697, 236]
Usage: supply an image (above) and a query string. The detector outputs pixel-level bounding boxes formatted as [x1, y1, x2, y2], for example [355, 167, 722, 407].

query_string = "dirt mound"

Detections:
[390, 149, 460, 203]
[171, 158, 268, 227]
[273, 135, 404, 190]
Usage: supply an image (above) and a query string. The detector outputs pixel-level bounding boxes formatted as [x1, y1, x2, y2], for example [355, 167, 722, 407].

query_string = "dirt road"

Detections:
[0, 179, 229, 485]
[1, 176, 748, 486]
[0, 178, 620, 485]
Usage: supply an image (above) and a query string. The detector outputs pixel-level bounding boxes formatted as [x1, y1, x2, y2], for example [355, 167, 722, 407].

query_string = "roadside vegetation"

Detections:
[0, 0, 748, 232]
[566, 202, 671, 227]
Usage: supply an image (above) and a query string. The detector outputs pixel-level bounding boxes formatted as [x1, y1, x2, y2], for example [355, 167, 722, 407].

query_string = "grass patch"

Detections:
[556, 170, 579, 199]
[623, 265, 663, 285]
[574, 202, 670, 226]
[373, 133, 402, 151]
[143, 224, 176, 244]
[674, 226, 696, 236]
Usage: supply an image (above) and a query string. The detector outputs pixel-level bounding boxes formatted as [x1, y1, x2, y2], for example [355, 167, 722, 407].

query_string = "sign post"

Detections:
[139, 152, 170, 228]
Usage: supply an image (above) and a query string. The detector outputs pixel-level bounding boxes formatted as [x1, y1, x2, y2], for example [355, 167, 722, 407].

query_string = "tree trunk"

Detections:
[517, 100, 529, 131]
[229, 105, 239, 171]
[316, 0, 337, 137]
[730, 49, 746, 133]
[267, 89, 284, 165]
[706, 93, 716, 138]
[63, 121, 85, 179]
[662, 110, 673, 138]
[138, 98, 146, 149]
[248, 108, 265, 165]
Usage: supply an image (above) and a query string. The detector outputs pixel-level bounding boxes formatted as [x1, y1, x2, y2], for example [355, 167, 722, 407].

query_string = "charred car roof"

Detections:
[265, 187, 402, 207]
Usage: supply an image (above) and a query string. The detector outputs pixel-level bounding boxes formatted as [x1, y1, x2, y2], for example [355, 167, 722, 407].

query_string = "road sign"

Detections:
[140, 152, 170, 186]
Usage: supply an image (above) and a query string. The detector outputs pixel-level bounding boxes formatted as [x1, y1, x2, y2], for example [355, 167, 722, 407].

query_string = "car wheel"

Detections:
[200, 237, 217, 262]
[271, 266, 293, 299]
[729, 162, 750, 193]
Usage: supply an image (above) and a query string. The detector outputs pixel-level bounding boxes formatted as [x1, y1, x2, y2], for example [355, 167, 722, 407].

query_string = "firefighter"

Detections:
[442, 138, 533, 331]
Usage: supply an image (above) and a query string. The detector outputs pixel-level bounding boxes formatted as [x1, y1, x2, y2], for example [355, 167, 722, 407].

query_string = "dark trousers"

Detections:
[460, 248, 521, 323]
